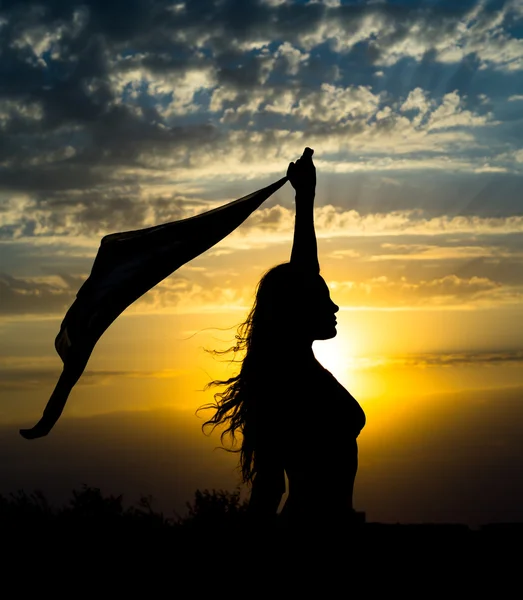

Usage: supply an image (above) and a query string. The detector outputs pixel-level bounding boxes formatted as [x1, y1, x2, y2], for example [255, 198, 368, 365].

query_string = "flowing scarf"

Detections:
[20, 177, 288, 439]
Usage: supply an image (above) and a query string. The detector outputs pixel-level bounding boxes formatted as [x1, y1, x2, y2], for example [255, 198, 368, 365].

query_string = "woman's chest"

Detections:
[268, 364, 366, 434]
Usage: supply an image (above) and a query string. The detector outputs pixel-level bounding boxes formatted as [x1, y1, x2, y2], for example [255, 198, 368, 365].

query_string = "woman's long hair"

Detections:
[200, 262, 305, 483]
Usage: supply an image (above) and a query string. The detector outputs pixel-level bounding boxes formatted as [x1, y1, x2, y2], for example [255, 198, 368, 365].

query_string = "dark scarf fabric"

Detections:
[20, 177, 288, 439]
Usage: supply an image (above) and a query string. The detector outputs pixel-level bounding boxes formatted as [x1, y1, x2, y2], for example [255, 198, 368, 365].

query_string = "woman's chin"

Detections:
[315, 328, 337, 341]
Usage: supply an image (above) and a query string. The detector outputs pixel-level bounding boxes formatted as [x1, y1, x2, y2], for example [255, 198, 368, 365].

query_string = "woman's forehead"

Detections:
[301, 274, 329, 294]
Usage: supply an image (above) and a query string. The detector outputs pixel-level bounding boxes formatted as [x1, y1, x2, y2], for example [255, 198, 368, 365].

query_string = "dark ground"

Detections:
[1, 487, 520, 593]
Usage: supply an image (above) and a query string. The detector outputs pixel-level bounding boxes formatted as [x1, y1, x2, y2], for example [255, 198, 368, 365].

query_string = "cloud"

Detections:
[0, 272, 78, 316]
[129, 276, 252, 314]
[227, 205, 523, 246]
[0, 183, 210, 240]
[318, 1, 523, 72]
[286, 83, 381, 123]
[328, 273, 523, 309]
[4, 257, 520, 319]
[2, 199, 523, 316]
[425, 91, 493, 131]
[0, 0, 517, 202]
[109, 60, 217, 116]
[400, 88, 432, 123]
[340, 349, 523, 371]
[398, 349, 523, 368]
[0, 99, 44, 129]
[0, 366, 186, 391]
[328, 249, 361, 260]
[0, 268, 252, 318]
[3, 350, 522, 392]
[0, 0, 521, 324]
[370, 243, 523, 262]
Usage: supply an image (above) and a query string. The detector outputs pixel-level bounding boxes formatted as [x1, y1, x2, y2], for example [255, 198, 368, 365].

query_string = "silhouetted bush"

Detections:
[0, 485, 251, 537]
[179, 488, 249, 529]
[0, 485, 179, 539]
[1, 483, 520, 563]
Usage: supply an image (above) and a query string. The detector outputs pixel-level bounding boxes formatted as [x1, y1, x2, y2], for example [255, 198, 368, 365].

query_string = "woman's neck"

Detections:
[286, 340, 316, 363]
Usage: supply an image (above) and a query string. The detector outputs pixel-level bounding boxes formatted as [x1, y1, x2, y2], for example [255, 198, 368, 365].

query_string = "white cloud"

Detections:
[473, 164, 508, 173]
[205, 87, 494, 169]
[296, 2, 523, 71]
[264, 90, 298, 115]
[218, 205, 523, 252]
[11, 25, 65, 59]
[400, 88, 433, 126]
[160, 68, 217, 116]
[209, 86, 239, 113]
[327, 274, 523, 309]
[27, 146, 76, 166]
[110, 59, 216, 116]
[328, 11, 388, 53]
[0, 99, 44, 128]
[295, 84, 381, 122]
[9, 8, 87, 62]
[259, 0, 288, 6]
[129, 277, 251, 315]
[426, 91, 493, 130]
[370, 243, 523, 262]
[275, 42, 309, 76]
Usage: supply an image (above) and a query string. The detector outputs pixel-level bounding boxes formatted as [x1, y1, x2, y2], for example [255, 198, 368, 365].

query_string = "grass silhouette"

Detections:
[0, 485, 520, 592]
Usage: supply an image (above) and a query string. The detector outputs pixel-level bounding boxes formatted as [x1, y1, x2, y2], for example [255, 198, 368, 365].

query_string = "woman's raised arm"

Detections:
[288, 147, 320, 274]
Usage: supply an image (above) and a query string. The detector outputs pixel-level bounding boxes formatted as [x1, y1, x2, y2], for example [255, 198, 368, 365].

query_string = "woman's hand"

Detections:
[287, 147, 316, 196]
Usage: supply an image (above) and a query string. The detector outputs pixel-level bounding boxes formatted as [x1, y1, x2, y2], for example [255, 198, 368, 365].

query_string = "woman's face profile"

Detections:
[292, 275, 339, 341]
[309, 276, 339, 340]
[260, 268, 339, 342]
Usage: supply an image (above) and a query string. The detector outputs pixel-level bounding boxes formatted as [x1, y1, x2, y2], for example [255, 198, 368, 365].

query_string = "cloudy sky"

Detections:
[1, 0, 523, 526]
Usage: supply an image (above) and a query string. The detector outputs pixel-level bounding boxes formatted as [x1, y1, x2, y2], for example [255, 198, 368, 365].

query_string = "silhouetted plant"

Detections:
[67, 485, 124, 519]
[0, 486, 251, 533]
[0, 489, 55, 529]
[127, 494, 173, 528]
[180, 488, 249, 528]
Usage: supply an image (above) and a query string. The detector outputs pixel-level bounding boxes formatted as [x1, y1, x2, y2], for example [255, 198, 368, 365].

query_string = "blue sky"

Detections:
[1, 0, 523, 318]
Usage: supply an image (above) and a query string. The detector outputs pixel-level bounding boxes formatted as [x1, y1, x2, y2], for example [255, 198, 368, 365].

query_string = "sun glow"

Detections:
[313, 333, 356, 386]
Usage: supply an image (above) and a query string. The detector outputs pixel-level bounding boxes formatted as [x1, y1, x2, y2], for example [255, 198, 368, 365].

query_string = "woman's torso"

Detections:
[255, 354, 366, 477]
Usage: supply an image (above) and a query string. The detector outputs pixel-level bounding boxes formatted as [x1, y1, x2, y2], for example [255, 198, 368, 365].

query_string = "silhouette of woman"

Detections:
[202, 148, 366, 528]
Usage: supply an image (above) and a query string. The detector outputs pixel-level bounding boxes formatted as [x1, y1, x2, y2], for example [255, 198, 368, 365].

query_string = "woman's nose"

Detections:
[332, 301, 339, 313]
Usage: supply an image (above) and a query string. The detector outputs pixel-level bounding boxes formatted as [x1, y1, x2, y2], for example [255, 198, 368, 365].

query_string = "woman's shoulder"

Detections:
[253, 357, 319, 396]
[318, 363, 361, 402]
[277, 361, 341, 398]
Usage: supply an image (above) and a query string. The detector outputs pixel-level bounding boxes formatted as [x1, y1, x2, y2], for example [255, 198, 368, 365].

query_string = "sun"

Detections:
[313, 332, 355, 385]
